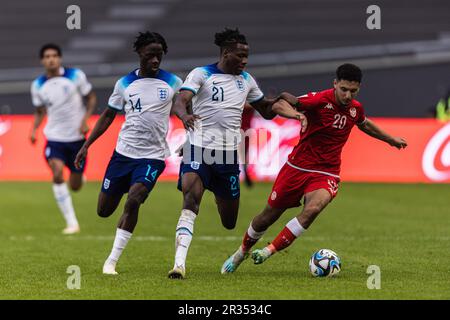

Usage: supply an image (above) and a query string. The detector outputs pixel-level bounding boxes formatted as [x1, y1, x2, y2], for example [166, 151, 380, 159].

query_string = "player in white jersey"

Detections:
[75, 32, 182, 275]
[168, 28, 306, 279]
[30, 43, 97, 235]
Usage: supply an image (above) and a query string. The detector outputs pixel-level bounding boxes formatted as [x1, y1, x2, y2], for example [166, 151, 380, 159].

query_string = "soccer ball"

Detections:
[309, 249, 341, 277]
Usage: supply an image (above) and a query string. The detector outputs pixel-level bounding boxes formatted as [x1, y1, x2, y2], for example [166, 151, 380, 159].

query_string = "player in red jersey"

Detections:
[221, 63, 408, 273]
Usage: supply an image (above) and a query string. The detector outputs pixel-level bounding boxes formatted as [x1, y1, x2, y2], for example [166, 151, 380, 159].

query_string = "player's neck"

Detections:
[46, 67, 62, 78]
[138, 68, 159, 78]
[217, 61, 236, 75]
[334, 90, 349, 108]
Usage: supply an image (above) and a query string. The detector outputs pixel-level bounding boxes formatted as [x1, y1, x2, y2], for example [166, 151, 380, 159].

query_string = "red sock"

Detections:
[269, 227, 297, 253]
[241, 231, 259, 253]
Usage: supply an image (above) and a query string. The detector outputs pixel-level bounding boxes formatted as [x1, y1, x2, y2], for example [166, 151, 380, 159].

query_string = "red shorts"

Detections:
[267, 162, 340, 209]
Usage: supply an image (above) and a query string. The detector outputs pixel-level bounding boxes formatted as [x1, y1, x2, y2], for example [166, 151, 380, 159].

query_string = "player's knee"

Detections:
[52, 174, 64, 184]
[124, 195, 142, 213]
[70, 183, 82, 192]
[183, 192, 200, 212]
[222, 220, 236, 230]
[97, 205, 111, 218]
[97, 201, 113, 218]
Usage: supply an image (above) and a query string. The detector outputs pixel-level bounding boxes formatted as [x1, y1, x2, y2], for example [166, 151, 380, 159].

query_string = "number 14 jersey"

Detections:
[108, 69, 182, 160]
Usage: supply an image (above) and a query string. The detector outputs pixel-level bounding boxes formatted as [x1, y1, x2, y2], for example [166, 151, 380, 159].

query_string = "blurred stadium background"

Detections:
[1, 0, 450, 182]
[0, 0, 449, 300]
[2, 0, 450, 116]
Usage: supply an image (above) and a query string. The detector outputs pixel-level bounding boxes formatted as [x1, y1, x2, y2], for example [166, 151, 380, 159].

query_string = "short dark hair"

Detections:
[39, 43, 62, 59]
[214, 28, 247, 50]
[336, 63, 362, 83]
[133, 31, 168, 54]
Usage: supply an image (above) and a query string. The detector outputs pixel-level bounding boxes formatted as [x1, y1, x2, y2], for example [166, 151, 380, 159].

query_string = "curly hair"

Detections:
[133, 31, 168, 54]
[214, 27, 247, 49]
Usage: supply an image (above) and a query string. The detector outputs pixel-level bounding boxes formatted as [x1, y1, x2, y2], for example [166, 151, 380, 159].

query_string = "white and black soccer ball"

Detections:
[309, 249, 341, 277]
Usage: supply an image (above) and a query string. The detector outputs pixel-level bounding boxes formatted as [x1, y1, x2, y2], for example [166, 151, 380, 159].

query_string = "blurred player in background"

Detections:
[168, 28, 306, 279]
[75, 32, 182, 275]
[30, 43, 96, 234]
[434, 89, 450, 121]
[222, 63, 408, 273]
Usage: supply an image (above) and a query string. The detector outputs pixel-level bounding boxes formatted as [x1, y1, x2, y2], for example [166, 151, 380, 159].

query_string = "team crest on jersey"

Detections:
[157, 88, 169, 101]
[271, 191, 277, 200]
[350, 107, 357, 118]
[324, 103, 334, 110]
[103, 178, 110, 190]
[327, 179, 338, 196]
[190, 161, 200, 170]
[236, 79, 245, 91]
[63, 85, 70, 96]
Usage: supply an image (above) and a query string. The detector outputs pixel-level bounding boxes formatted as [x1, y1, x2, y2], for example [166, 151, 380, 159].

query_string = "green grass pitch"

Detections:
[0, 181, 449, 299]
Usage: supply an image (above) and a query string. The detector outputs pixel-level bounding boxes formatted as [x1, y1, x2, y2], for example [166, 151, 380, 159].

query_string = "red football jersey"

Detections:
[288, 88, 366, 176]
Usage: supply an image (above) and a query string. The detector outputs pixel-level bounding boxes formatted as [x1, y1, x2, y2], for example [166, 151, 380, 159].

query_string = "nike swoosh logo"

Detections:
[212, 81, 222, 85]
[129, 93, 139, 97]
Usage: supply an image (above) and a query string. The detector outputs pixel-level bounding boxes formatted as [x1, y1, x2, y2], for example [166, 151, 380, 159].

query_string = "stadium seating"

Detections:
[0, 0, 449, 117]
[1, 0, 449, 68]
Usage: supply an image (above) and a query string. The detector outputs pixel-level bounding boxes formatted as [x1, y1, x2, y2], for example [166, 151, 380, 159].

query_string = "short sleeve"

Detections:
[173, 76, 183, 93]
[246, 74, 264, 104]
[74, 69, 93, 96]
[297, 92, 323, 111]
[180, 68, 206, 95]
[356, 105, 367, 125]
[108, 79, 125, 111]
[30, 82, 44, 107]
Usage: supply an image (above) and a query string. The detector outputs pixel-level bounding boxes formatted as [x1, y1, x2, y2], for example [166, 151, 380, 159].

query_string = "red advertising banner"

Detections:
[0, 115, 449, 183]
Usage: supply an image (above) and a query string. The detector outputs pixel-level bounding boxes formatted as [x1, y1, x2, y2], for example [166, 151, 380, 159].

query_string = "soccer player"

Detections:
[168, 28, 306, 279]
[241, 103, 255, 187]
[221, 63, 408, 273]
[30, 43, 96, 235]
[74, 32, 182, 275]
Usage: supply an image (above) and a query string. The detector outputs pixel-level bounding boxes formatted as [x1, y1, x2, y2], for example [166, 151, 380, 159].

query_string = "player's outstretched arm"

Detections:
[250, 98, 277, 120]
[74, 108, 117, 169]
[80, 91, 97, 135]
[30, 106, 46, 144]
[357, 118, 407, 149]
[272, 99, 308, 132]
[170, 90, 200, 130]
[278, 92, 300, 107]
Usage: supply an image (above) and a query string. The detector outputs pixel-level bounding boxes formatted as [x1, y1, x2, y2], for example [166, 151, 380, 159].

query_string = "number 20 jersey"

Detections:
[108, 69, 182, 160]
[289, 89, 366, 177]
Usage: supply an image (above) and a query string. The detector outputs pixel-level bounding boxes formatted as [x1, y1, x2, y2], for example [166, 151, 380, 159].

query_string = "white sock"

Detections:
[286, 217, 306, 237]
[240, 222, 266, 253]
[248, 223, 266, 239]
[174, 209, 197, 269]
[52, 183, 79, 227]
[106, 228, 132, 266]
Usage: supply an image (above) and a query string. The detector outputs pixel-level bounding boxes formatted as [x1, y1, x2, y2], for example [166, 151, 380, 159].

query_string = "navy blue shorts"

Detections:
[101, 151, 166, 196]
[45, 139, 86, 174]
[177, 144, 240, 200]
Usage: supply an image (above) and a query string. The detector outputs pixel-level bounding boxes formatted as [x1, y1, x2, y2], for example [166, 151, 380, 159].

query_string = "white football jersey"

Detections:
[31, 67, 92, 142]
[181, 63, 264, 150]
[108, 68, 182, 160]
